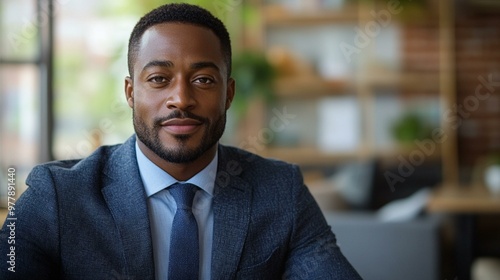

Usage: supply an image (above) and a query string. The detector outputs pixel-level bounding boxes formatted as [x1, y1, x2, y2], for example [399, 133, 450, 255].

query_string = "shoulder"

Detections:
[27, 138, 133, 189]
[217, 144, 303, 185]
[219, 144, 300, 171]
[29, 144, 117, 179]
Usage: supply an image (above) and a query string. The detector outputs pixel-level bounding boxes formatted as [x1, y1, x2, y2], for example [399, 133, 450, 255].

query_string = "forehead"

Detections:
[135, 23, 226, 72]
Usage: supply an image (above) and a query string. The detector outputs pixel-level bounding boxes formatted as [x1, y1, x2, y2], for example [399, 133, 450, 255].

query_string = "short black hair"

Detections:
[127, 3, 232, 78]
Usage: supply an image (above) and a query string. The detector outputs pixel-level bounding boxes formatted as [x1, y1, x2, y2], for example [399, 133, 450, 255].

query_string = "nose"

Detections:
[165, 78, 196, 111]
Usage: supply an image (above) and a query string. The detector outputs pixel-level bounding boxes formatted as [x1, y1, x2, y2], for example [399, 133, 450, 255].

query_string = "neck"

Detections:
[137, 139, 217, 181]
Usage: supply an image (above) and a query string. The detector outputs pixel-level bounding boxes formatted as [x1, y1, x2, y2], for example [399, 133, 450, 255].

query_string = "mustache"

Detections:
[153, 110, 207, 126]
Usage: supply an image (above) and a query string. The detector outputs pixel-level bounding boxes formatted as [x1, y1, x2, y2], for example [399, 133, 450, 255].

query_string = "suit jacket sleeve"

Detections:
[0, 166, 61, 280]
[283, 165, 362, 280]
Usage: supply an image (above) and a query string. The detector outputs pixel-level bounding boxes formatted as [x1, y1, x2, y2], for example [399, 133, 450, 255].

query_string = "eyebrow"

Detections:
[142, 60, 174, 72]
[190, 61, 220, 73]
[141, 60, 221, 73]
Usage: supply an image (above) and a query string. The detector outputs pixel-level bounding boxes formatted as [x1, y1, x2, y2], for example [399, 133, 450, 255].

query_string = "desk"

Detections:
[428, 184, 500, 213]
[427, 184, 500, 280]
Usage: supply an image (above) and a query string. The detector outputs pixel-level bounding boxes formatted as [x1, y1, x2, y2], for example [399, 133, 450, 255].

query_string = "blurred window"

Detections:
[0, 0, 44, 200]
[52, 0, 134, 160]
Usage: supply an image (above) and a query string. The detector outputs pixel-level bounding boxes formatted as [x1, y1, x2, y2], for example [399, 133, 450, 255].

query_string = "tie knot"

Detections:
[169, 183, 198, 209]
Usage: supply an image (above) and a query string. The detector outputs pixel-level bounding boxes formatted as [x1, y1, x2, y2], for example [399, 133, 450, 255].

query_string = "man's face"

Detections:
[125, 23, 234, 164]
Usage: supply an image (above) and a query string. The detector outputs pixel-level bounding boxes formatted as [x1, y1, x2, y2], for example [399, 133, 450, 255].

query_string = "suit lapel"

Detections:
[211, 146, 252, 279]
[99, 140, 252, 279]
[101, 136, 155, 279]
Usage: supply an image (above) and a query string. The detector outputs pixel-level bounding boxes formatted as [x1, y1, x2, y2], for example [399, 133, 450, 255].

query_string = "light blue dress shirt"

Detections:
[136, 142, 217, 280]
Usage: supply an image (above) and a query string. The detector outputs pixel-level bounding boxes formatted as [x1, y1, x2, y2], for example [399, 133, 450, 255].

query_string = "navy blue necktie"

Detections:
[168, 183, 199, 280]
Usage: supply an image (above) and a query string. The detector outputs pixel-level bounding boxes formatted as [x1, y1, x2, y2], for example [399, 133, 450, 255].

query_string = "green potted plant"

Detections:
[230, 50, 276, 120]
[391, 112, 431, 145]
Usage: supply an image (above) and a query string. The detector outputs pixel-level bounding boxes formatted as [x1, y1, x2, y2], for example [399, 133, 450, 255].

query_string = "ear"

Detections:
[124, 76, 134, 108]
[225, 77, 235, 110]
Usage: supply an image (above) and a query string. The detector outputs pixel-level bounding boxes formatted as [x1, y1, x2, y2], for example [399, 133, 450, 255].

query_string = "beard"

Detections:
[134, 109, 226, 164]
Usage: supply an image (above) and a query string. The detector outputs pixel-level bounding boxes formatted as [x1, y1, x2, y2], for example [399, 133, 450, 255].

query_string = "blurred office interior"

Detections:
[1, 0, 499, 279]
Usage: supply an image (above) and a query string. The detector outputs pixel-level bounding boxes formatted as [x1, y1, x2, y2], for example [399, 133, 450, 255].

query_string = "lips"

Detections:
[160, 118, 202, 134]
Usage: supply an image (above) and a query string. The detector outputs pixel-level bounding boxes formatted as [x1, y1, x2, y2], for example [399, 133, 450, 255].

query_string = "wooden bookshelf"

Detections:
[250, 0, 457, 184]
[263, 4, 359, 26]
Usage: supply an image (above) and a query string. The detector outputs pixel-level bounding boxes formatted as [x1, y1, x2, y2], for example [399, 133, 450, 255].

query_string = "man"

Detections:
[0, 3, 361, 279]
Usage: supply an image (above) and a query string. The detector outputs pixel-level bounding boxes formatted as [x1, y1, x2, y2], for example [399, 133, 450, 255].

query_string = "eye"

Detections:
[193, 77, 214, 85]
[148, 76, 168, 84]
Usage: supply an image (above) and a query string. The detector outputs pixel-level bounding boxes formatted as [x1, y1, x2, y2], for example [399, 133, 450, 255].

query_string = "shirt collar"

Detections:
[135, 141, 218, 198]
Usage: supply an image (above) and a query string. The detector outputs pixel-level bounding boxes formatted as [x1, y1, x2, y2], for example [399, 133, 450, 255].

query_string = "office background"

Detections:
[1, 0, 499, 279]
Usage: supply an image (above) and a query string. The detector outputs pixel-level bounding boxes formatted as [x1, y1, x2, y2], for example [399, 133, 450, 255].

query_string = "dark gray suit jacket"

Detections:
[0, 136, 361, 279]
